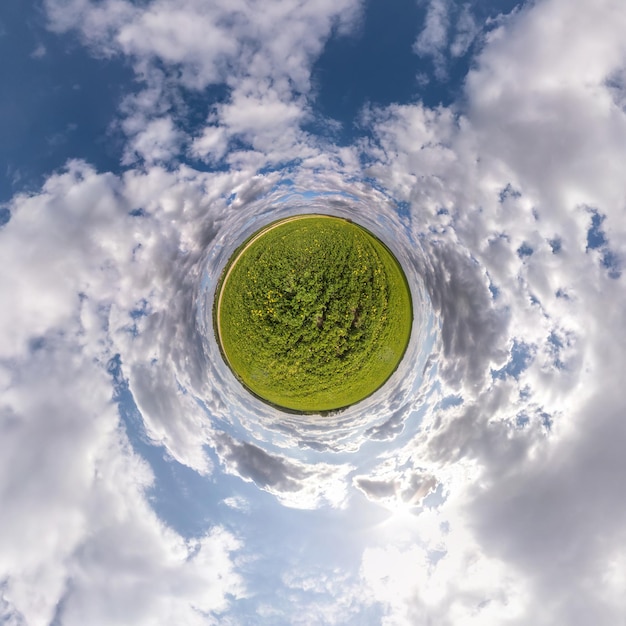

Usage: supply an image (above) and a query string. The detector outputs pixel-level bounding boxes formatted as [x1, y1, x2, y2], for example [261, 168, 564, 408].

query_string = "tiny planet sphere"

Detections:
[214, 214, 413, 413]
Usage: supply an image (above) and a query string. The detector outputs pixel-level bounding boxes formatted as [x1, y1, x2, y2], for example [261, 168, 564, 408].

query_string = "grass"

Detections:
[214, 214, 412, 412]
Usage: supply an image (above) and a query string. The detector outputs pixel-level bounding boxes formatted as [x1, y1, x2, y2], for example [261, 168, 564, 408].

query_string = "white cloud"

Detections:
[413, 2, 518, 81]
[0, 162, 134, 358]
[278, 567, 372, 625]
[414, 0, 451, 80]
[0, 162, 245, 625]
[60, 522, 243, 626]
[450, 4, 478, 58]
[123, 116, 184, 165]
[43, 0, 360, 113]
[211, 433, 353, 509]
[465, 0, 626, 217]
[361, 538, 529, 626]
[217, 83, 309, 153]
[355, 0, 626, 623]
[190, 125, 229, 164]
[0, 330, 243, 626]
[44, 0, 362, 169]
[0, 347, 118, 626]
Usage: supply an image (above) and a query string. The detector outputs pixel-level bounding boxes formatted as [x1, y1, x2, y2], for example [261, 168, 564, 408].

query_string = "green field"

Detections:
[214, 215, 412, 412]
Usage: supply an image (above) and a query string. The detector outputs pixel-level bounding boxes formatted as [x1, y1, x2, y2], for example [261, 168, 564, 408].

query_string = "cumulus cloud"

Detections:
[353, 0, 626, 623]
[413, 0, 494, 81]
[413, 0, 451, 80]
[0, 161, 246, 625]
[449, 4, 478, 58]
[44, 0, 362, 166]
[211, 433, 353, 509]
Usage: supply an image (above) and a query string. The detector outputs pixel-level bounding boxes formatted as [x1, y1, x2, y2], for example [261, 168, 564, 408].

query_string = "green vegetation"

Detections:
[214, 215, 412, 412]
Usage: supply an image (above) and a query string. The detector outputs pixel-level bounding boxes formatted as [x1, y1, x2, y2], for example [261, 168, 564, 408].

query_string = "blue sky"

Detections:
[2, 0, 626, 625]
[0, 0, 132, 201]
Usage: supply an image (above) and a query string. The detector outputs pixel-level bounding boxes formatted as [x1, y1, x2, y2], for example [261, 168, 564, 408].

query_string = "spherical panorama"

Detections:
[213, 214, 413, 413]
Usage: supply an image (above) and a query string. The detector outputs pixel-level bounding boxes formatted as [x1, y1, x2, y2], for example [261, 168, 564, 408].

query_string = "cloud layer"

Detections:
[2, 0, 626, 623]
